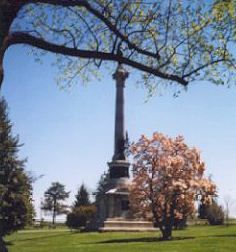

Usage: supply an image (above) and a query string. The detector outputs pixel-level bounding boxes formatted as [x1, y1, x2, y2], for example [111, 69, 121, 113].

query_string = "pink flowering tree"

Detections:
[129, 132, 216, 240]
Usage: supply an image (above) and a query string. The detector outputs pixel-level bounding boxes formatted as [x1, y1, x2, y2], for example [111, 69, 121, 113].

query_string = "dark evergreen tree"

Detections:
[74, 184, 90, 208]
[0, 97, 34, 252]
[42, 182, 69, 225]
[94, 172, 109, 201]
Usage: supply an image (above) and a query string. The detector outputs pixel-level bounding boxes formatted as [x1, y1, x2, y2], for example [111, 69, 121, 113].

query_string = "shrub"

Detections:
[174, 217, 187, 230]
[206, 201, 224, 225]
[66, 205, 96, 230]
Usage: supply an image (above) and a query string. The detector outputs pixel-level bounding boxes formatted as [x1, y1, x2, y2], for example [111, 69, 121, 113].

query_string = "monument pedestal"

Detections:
[96, 161, 157, 231]
[100, 219, 157, 232]
[96, 160, 131, 222]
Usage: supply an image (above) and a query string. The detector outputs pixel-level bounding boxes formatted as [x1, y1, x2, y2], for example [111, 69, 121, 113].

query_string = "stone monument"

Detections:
[96, 64, 156, 231]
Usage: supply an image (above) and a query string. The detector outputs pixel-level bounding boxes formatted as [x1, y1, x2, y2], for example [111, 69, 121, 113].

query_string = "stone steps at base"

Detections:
[104, 221, 154, 228]
[99, 219, 158, 232]
[99, 227, 157, 232]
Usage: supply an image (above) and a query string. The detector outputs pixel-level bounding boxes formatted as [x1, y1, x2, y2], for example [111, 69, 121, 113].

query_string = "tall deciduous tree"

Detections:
[223, 195, 234, 226]
[129, 132, 216, 240]
[74, 184, 90, 208]
[0, 1, 235, 91]
[42, 182, 69, 225]
[0, 97, 34, 252]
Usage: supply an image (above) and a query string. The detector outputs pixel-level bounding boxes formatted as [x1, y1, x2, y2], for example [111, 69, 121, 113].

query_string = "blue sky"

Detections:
[2, 44, 236, 219]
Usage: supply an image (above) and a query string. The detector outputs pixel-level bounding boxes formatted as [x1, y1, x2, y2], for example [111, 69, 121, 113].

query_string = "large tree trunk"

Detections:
[161, 198, 176, 240]
[161, 223, 173, 240]
[0, 0, 23, 87]
[0, 33, 8, 87]
[152, 208, 173, 240]
[52, 199, 56, 226]
[52, 209, 56, 225]
[0, 236, 8, 252]
[153, 198, 176, 241]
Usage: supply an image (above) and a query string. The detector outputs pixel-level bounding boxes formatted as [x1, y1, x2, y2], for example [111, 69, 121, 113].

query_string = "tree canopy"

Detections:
[129, 132, 216, 240]
[74, 184, 91, 208]
[0, 97, 34, 252]
[1, 0, 236, 92]
[42, 181, 69, 225]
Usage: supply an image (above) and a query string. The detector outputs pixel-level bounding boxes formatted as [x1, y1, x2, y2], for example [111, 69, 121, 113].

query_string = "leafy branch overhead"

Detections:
[1, 0, 236, 89]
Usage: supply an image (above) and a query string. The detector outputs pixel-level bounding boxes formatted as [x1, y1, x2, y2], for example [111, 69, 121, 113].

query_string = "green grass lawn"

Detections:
[6, 225, 236, 252]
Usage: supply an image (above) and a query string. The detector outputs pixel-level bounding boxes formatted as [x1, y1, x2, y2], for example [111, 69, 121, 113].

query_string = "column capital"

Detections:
[112, 64, 129, 84]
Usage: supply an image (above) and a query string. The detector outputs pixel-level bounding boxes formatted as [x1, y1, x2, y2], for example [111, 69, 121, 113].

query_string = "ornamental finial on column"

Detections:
[112, 64, 129, 84]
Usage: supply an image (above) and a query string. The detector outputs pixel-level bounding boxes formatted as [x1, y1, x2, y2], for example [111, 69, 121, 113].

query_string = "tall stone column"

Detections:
[112, 64, 128, 161]
[109, 64, 130, 179]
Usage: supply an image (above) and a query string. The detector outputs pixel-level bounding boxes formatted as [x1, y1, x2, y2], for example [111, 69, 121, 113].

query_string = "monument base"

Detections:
[92, 160, 157, 232]
[96, 175, 131, 222]
[99, 218, 157, 232]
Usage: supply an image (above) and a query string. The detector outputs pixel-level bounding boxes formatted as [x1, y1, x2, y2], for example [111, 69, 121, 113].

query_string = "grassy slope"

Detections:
[6, 225, 236, 252]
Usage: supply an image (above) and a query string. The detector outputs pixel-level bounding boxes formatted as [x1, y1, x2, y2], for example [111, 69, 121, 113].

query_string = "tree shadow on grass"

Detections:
[95, 230, 236, 245]
[207, 234, 236, 239]
[96, 236, 195, 244]
[10, 232, 72, 243]
[5, 241, 13, 246]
